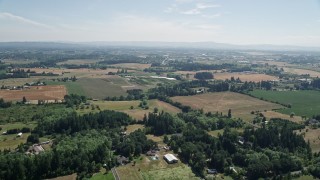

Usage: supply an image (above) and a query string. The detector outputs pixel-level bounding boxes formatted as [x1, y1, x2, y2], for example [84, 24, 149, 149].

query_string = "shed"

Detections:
[164, 153, 178, 164]
[17, 132, 22, 137]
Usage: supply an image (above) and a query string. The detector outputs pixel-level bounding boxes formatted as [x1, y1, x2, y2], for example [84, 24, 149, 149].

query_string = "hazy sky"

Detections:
[0, 0, 320, 46]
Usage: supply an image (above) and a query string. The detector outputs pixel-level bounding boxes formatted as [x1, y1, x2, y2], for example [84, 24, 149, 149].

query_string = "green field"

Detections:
[249, 90, 320, 117]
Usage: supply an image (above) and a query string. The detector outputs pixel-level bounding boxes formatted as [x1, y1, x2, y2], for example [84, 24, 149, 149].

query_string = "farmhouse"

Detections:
[163, 153, 178, 164]
[17, 132, 22, 137]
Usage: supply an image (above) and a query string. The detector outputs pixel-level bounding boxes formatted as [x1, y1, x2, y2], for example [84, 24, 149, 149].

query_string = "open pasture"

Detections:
[171, 92, 282, 121]
[296, 127, 320, 153]
[0, 85, 66, 102]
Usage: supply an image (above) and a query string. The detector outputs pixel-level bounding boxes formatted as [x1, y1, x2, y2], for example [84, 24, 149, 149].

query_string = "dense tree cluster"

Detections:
[169, 62, 235, 71]
[144, 111, 185, 136]
[34, 110, 132, 135]
[64, 94, 86, 107]
[194, 72, 214, 80]
[0, 98, 12, 108]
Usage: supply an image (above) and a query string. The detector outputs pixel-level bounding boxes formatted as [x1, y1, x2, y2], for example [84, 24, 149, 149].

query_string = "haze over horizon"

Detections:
[1, 0, 320, 47]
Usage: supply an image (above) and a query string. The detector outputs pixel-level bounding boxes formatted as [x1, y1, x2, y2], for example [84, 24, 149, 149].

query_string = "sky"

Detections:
[0, 0, 320, 46]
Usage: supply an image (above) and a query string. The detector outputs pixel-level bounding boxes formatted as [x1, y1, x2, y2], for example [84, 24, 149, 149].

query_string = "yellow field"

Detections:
[171, 92, 283, 121]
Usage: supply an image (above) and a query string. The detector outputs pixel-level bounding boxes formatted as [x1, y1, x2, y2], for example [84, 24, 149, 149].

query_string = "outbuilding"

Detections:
[163, 153, 178, 164]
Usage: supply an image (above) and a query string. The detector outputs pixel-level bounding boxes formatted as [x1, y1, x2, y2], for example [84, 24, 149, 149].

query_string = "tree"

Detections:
[228, 109, 232, 118]
[22, 96, 27, 103]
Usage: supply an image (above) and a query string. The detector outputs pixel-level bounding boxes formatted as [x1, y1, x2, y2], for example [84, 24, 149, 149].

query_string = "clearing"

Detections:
[249, 90, 320, 117]
[296, 127, 320, 153]
[171, 92, 282, 121]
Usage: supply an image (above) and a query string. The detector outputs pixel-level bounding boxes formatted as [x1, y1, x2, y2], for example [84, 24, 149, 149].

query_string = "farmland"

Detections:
[171, 92, 282, 121]
[249, 90, 320, 117]
[0, 85, 67, 102]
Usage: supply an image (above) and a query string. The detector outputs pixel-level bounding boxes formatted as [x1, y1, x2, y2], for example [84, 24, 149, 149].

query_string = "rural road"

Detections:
[111, 168, 120, 180]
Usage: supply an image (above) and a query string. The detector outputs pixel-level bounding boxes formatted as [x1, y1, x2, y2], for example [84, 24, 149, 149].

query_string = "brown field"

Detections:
[283, 67, 320, 77]
[262, 111, 303, 123]
[171, 92, 283, 121]
[296, 127, 320, 153]
[0, 85, 66, 101]
[111, 63, 151, 70]
[214, 72, 278, 82]
[56, 59, 102, 65]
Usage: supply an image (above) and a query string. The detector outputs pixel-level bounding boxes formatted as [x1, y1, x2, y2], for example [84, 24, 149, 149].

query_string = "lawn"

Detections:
[171, 92, 282, 121]
[249, 90, 320, 117]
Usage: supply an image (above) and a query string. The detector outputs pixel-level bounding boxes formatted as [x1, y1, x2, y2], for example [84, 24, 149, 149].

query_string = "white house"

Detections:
[17, 132, 22, 137]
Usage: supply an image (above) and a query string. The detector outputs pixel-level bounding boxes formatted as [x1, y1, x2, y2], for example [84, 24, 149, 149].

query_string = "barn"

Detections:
[163, 153, 178, 164]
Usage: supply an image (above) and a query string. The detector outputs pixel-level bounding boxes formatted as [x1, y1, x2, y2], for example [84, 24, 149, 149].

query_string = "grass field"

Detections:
[208, 128, 244, 138]
[78, 78, 128, 99]
[0, 121, 37, 150]
[249, 90, 320, 117]
[77, 100, 181, 120]
[171, 92, 282, 121]
[49, 173, 77, 180]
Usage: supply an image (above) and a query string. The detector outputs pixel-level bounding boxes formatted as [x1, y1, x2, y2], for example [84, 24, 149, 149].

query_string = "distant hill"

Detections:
[0, 41, 319, 52]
